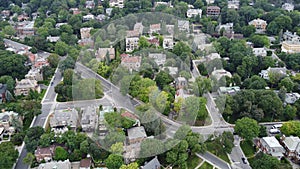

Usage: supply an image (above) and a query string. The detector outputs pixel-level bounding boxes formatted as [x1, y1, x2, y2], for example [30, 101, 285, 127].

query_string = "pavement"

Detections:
[229, 135, 252, 169]
[197, 152, 231, 169]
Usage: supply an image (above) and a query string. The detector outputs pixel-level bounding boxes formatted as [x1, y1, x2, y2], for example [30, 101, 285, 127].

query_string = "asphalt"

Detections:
[197, 152, 231, 169]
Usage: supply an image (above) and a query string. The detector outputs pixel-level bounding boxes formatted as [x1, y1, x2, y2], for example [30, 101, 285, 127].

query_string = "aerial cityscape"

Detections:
[1, 0, 300, 169]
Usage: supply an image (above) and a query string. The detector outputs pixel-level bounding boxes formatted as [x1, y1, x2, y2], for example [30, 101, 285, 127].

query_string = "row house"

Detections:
[126, 37, 139, 52]
[149, 23, 161, 34]
[15, 21, 35, 36]
[80, 106, 98, 132]
[228, 0, 239, 9]
[178, 20, 189, 33]
[148, 53, 166, 66]
[257, 136, 285, 159]
[163, 35, 174, 49]
[49, 108, 79, 133]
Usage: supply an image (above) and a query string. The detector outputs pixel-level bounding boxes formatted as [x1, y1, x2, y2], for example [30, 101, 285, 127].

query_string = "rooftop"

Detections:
[282, 136, 300, 151]
[127, 126, 147, 140]
[262, 137, 282, 148]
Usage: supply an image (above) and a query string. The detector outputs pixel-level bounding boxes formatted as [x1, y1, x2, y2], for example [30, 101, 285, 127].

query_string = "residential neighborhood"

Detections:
[2, 0, 300, 169]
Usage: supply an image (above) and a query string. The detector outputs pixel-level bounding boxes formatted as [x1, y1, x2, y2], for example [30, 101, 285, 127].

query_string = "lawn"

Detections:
[187, 155, 203, 169]
[205, 141, 230, 163]
[240, 140, 256, 157]
[199, 162, 213, 169]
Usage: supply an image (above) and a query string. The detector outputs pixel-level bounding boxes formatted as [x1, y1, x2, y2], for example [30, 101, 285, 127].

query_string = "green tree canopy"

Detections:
[234, 117, 260, 141]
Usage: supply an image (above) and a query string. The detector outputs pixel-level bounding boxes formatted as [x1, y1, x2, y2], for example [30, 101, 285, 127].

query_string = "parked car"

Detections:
[269, 128, 280, 134]
[241, 157, 247, 164]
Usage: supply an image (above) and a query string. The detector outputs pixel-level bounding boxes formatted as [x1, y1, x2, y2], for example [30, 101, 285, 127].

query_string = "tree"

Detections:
[39, 132, 55, 148]
[3, 25, 16, 37]
[193, 77, 212, 96]
[234, 117, 260, 141]
[250, 152, 291, 169]
[249, 35, 270, 48]
[47, 54, 60, 68]
[23, 153, 35, 166]
[173, 41, 191, 56]
[284, 105, 297, 121]
[54, 146, 68, 161]
[166, 140, 189, 168]
[55, 41, 69, 56]
[0, 142, 19, 169]
[280, 121, 300, 137]
[138, 36, 150, 49]
[59, 56, 75, 71]
[140, 138, 165, 158]
[25, 126, 45, 152]
[241, 25, 256, 37]
[279, 77, 294, 92]
[63, 69, 74, 85]
[120, 163, 139, 169]
[80, 140, 89, 154]
[105, 154, 124, 169]
[220, 132, 234, 153]
[110, 142, 124, 155]
[155, 71, 174, 89]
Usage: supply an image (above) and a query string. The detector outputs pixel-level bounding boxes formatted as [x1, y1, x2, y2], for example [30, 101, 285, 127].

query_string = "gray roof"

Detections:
[0, 83, 7, 94]
[127, 126, 147, 140]
[143, 156, 161, 169]
[282, 136, 300, 151]
[50, 109, 79, 128]
[37, 160, 71, 169]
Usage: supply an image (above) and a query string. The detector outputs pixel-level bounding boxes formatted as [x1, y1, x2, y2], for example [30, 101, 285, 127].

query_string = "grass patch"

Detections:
[187, 155, 203, 169]
[240, 140, 256, 157]
[205, 141, 230, 163]
[199, 161, 213, 169]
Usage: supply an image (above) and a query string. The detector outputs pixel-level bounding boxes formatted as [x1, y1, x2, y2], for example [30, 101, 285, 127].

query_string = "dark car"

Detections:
[241, 157, 247, 164]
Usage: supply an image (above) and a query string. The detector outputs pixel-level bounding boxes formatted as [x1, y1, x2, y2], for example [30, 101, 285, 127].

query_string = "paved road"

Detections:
[229, 135, 252, 169]
[197, 152, 231, 169]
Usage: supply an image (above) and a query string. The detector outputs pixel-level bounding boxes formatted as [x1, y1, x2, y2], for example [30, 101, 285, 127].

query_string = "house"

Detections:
[282, 3, 294, 12]
[281, 136, 300, 158]
[106, 8, 113, 16]
[80, 27, 92, 39]
[253, 47, 267, 57]
[127, 126, 147, 144]
[81, 106, 98, 132]
[15, 21, 35, 36]
[206, 0, 215, 4]
[0, 84, 8, 103]
[70, 8, 81, 15]
[46, 36, 60, 43]
[85, 0, 95, 9]
[143, 156, 161, 169]
[178, 20, 190, 32]
[80, 158, 92, 169]
[95, 47, 115, 61]
[166, 24, 175, 35]
[228, 0, 239, 9]
[133, 22, 144, 35]
[49, 108, 79, 130]
[95, 14, 107, 21]
[175, 77, 188, 89]
[248, 18, 267, 33]
[34, 57, 49, 68]
[121, 55, 141, 71]
[216, 23, 233, 34]
[218, 86, 240, 95]
[121, 111, 140, 126]
[109, 0, 124, 8]
[55, 23, 67, 28]
[285, 93, 300, 104]
[257, 137, 285, 159]
[14, 79, 40, 96]
[283, 31, 300, 42]
[147, 37, 160, 47]
[186, 9, 202, 18]
[35, 146, 55, 162]
[149, 24, 161, 34]
[99, 106, 114, 136]
[281, 41, 300, 53]
[148, 53, 166, 66]
[259, 67, 287, 80]
[83, 14, 95, 21]
[37, 160, 71, 169]
[206, 6, 221, 17]
[126, 37, 139, 52]
[163, 35, 174, 49]
[1, 10, 10, 18]
[211, 69, 232, 80]
[0, 111, 19, 131]
[25, 68, 43, 81]
[154, 1, 173, 8]
[164, 67, 178, 77]
[17, 14, 29, 21]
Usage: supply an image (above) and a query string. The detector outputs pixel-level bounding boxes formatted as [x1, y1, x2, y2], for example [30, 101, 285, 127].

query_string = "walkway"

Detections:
[196, 152, 231, 169]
